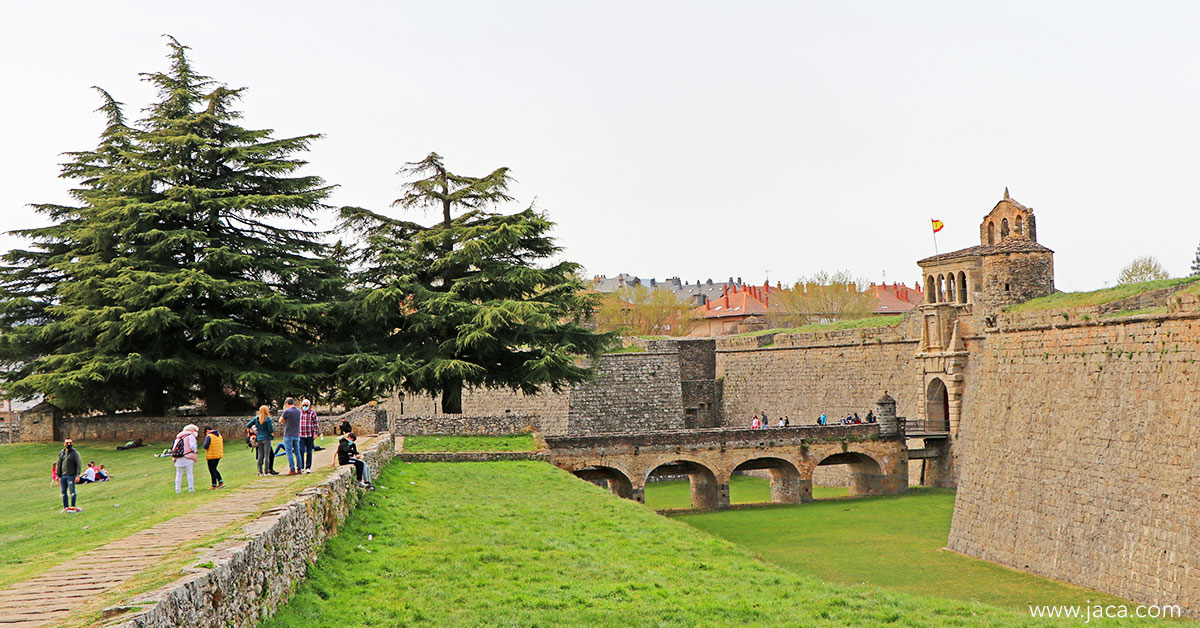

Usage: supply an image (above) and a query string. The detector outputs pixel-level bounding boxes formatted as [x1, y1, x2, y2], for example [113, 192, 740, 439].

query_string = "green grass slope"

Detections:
[261, 462, 1182, 627]
[677, 488, 1144, 613]
[0, 436, 339, 588]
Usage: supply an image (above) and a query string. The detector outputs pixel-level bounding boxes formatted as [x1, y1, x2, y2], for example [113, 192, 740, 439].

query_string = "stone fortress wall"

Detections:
[948, 298, 1200, 614]
[393, 338, 716, 436]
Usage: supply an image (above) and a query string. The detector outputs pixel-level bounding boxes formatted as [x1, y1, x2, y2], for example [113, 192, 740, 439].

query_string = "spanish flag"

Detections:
[931, 219, 944, 233]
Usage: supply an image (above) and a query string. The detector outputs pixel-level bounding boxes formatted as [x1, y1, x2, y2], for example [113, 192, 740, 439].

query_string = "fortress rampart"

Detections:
[382, 191, 1199, 613]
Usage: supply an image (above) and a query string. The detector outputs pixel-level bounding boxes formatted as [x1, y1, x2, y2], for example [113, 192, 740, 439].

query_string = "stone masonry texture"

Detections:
[948, 309, 1200, 615]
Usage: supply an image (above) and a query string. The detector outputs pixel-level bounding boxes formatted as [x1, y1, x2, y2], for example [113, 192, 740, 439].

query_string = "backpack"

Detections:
[170, 437, 186, 459]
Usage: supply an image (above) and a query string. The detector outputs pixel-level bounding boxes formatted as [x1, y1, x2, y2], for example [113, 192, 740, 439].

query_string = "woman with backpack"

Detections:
[172, 424, 200, 494]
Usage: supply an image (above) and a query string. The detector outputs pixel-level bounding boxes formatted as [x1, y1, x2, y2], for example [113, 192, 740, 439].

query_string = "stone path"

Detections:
[0, 442, 355, 628]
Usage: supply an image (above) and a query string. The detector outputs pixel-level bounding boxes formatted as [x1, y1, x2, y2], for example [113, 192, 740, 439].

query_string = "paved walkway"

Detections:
[0, 441, 354, 627]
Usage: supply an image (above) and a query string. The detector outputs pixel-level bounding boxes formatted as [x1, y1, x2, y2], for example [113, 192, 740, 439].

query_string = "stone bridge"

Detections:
[545, 424, 908, 510]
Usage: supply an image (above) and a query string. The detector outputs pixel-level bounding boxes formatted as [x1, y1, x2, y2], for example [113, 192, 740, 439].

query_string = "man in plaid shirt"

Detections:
[298, 398, 319, 474]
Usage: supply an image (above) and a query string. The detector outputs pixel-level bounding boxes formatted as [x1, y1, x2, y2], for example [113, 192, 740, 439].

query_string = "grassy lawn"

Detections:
[402, 434, 538, 452]
[741, 315, 904, 337]
[0, 436, 341, 589]
[675, 488, 1145, 614]
[261, 462, 1177, 627]
[645, 475, 848, 510]
[1006, 276, 1200, 312]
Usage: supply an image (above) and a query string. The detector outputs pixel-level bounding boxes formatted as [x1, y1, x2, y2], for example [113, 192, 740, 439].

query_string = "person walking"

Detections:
[298, 399, 319, 474]
[56, 438, 83, 513]
[280, 397, 302, 475]
[203, 426, 225, 489]
[248, 406, 277, 476]
[172, 424, 199, 494]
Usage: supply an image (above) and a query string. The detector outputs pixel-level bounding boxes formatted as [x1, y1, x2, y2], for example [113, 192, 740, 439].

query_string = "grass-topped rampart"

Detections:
[739, 315, 904, 337]
[1006, 276, 1200, 313]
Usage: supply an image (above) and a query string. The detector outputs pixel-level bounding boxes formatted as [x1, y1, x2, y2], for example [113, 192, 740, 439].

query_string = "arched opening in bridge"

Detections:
[729, 457, 807, 505]
[814, 452, 885, 496]
[926, 378, 950, 432]
[643, 459, 724, 510]
[573, 466, 637, 502]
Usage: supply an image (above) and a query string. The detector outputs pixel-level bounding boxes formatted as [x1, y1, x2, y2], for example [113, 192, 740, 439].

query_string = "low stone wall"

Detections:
[49, 405, 387, 445]
[336, 404, 389, 436]
[110, 433, 394, 628]
[391, 413, 540, 436]
[56, 415, 261, 444]
[395, 452, 548, 462]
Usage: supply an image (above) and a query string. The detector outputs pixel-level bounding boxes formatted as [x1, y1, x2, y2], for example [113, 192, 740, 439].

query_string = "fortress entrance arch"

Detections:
[926, 378, 950, 432]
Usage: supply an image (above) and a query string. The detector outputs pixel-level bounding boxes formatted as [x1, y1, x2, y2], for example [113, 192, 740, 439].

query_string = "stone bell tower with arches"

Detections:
[909, 189, 1056, 486]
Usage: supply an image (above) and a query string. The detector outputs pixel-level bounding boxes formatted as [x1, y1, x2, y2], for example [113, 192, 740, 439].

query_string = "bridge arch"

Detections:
[814, 451, 886, 496]
[572, 465, 639, 502]
[730, 456, 808, 504]
[644, 457, 726, 510]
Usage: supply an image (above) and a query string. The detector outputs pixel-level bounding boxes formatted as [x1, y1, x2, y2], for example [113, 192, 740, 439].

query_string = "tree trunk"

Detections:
[203, 374, 226, 416]
[143, 373, 165, 417]
[440, 379, 463, 414]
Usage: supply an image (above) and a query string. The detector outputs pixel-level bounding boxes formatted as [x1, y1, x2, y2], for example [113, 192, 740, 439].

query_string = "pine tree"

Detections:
[338, 153, 611, 413]
[0, 89, 146, 412]
[0, 37, 346, 415]
[1191, 242, 1200, 276]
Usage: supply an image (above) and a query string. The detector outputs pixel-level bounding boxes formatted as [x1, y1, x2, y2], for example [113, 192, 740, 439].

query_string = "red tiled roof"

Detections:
[869, 282, 924, 315]
[692, 283, 776, 319]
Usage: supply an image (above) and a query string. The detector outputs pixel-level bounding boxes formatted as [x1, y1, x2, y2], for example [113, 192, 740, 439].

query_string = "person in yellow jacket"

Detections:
[202, 426, 225, 490]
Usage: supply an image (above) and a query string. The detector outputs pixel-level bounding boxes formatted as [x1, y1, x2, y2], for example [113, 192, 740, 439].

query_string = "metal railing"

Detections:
[902, 418, 950, 434]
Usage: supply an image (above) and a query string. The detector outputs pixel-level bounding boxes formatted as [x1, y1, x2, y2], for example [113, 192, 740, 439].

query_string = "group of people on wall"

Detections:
[816, 411, 876, 425]
[53, 398, 376, 514]
[746, 409, 878, 430]
[749, 411, 791, 429]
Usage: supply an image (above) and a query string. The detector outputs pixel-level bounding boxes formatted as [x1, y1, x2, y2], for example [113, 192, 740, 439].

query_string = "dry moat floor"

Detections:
[261, 457, 1188, 628]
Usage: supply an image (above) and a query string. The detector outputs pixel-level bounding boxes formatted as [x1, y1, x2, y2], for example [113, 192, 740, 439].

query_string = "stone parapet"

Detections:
[545, 424, 881, 451]
[109, 433, 395, 628]
[395, 452, 547, 462]
[391, 414, 540, 436]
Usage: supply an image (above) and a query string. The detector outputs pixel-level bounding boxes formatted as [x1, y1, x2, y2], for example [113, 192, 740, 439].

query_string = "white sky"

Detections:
[3, 1, 1200, 292]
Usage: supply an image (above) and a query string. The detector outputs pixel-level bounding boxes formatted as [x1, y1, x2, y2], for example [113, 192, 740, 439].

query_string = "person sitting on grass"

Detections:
[335, 432, 374, 490]
[77, 462, 98, 484]
[96, 465, 110, 481]
[116, 438, 144, 451]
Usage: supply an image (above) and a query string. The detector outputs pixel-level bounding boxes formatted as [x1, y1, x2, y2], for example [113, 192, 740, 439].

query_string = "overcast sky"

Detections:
[3, 1, 1199, 292]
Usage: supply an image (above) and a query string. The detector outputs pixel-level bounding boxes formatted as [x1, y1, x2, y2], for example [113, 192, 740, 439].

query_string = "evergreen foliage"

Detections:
[0, 37, 345, 415]
[339, 153, 611, 413]
[1191, 242, 1200, 276]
